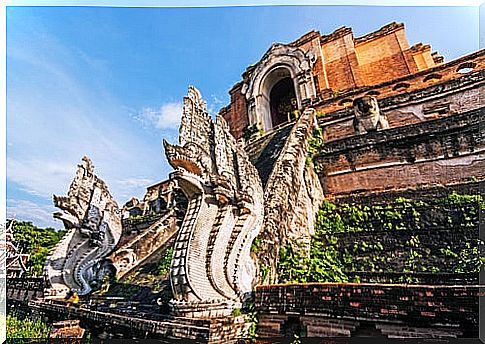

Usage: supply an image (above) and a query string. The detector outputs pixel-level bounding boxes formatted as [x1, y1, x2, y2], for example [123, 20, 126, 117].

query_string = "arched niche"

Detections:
[241, 43, 316, 132]
[257, 67, 299, 130]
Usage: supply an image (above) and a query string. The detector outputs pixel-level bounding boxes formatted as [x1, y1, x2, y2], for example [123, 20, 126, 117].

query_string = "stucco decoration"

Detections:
[44, 156, 122, 297]
[353, 95, 390, 134]
[163, 86, 264, 317]
[241, 43, 317, 131]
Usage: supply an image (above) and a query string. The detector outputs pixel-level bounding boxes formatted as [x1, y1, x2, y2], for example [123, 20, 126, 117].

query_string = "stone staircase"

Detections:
[245, 123, 294, 188]
[111, 209, 178, 280]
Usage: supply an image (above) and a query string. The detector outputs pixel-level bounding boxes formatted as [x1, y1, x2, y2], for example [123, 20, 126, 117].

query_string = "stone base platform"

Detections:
[29, 299, 250, 343]
[255, 283, 481, 339]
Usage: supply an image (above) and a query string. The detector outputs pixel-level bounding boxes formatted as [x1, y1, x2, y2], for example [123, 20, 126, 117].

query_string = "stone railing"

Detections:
[30, 299, 210, 339]
[7, 277, 45, 291]
[121, 213, 164, 234]
[258, 108, 323, 282]
[111, 209, 178, 280]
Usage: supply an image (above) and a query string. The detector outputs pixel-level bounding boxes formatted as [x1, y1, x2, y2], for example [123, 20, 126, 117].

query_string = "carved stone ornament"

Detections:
[241, 43, 317, 131]
[163, 86, 264, 317]
[44, 156, 122, 297]
[352, 95, 390, 134]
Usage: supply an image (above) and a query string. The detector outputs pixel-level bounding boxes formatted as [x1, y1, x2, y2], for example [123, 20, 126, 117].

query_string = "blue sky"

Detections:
[6, 5, 480, 228]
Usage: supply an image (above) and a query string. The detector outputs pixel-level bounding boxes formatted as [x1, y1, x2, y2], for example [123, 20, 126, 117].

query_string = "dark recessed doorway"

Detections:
[269, 77, 298, 128]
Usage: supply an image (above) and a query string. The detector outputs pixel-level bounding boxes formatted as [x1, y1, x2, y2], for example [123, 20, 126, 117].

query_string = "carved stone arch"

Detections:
[241, 43, 316, 131]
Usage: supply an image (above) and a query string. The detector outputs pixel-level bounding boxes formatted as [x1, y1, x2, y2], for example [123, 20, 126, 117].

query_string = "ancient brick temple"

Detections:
[8, 22, 484, 342]
[220, 22, 446, 138]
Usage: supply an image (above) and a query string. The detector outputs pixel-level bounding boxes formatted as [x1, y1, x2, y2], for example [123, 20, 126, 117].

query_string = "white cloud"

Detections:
[117, 177, 155, 188]
[7, 199, 59, 229]
[114, 177, 157, 201]
[7, 158, 75, 198]
[207, 94, 227, 115]
[135, 102, 183, 130]
[7, 156, 160, 208]
[7, 25, 171, 214]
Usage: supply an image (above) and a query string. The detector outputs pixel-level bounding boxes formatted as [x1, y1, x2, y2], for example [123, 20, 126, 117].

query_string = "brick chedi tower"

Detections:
[20, 21, 483, 342]
[219, 22, 444, 139]
[234, 22, 483, 339]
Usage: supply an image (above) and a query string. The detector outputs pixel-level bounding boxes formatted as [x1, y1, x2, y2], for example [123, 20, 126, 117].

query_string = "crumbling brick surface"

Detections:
[255, 283, 480, 336]
[314, 108, 484, 195]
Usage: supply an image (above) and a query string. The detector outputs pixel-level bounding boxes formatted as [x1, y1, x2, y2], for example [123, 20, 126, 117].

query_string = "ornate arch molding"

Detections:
[241, 43, 317, 131]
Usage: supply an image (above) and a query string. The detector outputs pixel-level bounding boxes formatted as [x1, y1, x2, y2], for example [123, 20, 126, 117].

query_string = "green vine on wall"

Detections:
[7, 312, 52, 339]
[306, 127, 325, 173]
[157, 247, 174, 276]
[277, 192, 484, 284]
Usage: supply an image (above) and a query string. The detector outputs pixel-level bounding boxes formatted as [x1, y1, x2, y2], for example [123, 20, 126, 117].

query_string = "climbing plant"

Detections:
[157, 247, 174, 276]
[277, 192, 484, 284]
[306, 126, 325, 173]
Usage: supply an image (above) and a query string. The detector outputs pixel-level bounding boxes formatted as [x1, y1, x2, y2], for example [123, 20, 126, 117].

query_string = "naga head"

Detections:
[163, 139, 212, 196]
[163, 86, 218, 197]
[47, 156, 122, 297]
[53, 156, 96, 229]
[163, 86, 263, 207]
[163, 140, 212, 177]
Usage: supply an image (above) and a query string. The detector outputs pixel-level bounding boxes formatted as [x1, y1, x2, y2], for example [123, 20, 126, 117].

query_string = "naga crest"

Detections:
[353, 95, 390, 134]
[164, 86, 264, 317]
[44, 156, 122, 297]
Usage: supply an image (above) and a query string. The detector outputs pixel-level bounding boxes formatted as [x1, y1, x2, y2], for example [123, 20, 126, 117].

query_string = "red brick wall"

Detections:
[255, 283, 480, 335]
[313, 25, 421, 93]
[291, 31, 329, 93]
[354, 30, 417, 86]
[325, 155, 485, 195]
[320, 33, 360, 91]
[220, 83, 248, 140]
